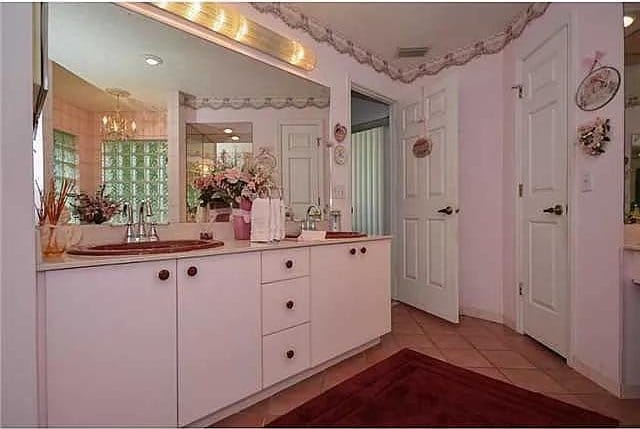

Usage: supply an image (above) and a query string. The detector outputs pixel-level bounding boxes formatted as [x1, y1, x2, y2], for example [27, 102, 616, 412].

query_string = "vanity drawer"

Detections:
[261, 248, 309, 283]
[262, 323, 310, 388]
[262, 277, 310, 335]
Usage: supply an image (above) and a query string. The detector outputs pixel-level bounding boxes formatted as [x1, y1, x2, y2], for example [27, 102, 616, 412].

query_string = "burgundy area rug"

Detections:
[268, 348, 618, 427]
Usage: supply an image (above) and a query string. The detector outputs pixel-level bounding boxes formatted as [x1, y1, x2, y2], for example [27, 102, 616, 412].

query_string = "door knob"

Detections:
[437, 206, 453, 215]
[286, 349, 295, 359]
[187, 266, 198, 277]
[285, 260, 294, 269]
[542, 204, 564, 215]
[286, 300, 295, 309]
[158, 269, 170, 281]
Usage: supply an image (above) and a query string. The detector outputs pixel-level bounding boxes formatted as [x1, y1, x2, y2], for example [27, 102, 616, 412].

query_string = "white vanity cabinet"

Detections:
[177, 253, 261, 426]
[43, 260, 178, 427]
[310, 240, 391, 366]
[38, 237, 392, 426]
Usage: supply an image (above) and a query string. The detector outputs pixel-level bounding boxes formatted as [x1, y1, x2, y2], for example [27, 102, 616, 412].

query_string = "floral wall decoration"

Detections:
[575, 51, 621, 112]
[577, 117, 611, 156]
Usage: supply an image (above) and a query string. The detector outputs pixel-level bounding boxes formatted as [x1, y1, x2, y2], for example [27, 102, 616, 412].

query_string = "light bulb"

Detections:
[224, 128, 233, 134]
[625, 15, 635, 28]
[231, 135, 240, 141]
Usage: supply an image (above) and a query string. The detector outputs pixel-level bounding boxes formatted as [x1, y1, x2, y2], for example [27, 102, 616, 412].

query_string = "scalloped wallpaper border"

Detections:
[182, 95, 330, 110]
[250, 2, 549, 84]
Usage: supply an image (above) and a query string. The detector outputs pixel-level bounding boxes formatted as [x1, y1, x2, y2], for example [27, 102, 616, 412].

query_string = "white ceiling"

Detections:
[49, 3, 329, 112]
[288, 2, 529, 68]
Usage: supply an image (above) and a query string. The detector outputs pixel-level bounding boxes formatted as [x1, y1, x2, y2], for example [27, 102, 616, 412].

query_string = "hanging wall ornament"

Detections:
[334, 123, 347, 143]
[575, 51, 620, 111]
[577, 117, 611, 156]
[334, 144, 346, 165]
[412, 137, 432, 158]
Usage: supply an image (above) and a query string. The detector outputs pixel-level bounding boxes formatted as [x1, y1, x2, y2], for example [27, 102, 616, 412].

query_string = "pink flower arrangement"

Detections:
[193, 154, 277, 208]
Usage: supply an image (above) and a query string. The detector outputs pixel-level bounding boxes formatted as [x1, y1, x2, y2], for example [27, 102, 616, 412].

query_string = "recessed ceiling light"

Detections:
[144, 54, 163, 66]
[231, 135, 240, 141]
[223, 128, 233, 134]
[625, 15, 635, 28]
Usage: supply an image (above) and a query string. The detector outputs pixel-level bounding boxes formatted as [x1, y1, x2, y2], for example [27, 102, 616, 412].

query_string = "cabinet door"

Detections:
[45, 261, 177, 426]
[177, 253, 260, 425]
[310, 240, 391, 366]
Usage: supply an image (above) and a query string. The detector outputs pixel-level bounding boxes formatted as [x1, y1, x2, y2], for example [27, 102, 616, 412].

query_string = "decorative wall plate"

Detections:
[334, 123, 347, 143]
[412, 137, 432, 158]
[575, 66, 621, 111]
[334, 144, 346, 165]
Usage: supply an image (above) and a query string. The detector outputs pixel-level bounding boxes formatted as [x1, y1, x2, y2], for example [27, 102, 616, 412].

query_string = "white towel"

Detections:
[269, 198, 281, 242]
[250, 198, 270, 242]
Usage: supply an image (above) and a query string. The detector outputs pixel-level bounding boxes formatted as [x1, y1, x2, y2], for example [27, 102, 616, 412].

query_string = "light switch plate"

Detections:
[333, 184, 345, 199]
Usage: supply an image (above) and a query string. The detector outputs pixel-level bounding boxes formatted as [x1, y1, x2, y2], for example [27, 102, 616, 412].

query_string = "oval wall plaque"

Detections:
[412, 137, 432, 158]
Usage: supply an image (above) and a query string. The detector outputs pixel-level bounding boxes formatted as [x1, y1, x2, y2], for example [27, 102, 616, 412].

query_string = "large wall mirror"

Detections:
[39, 3, 330, 225]
[626, 3, 640, 221]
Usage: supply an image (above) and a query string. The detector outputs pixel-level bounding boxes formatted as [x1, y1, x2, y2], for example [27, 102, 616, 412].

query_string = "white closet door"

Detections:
[395, 75, 460, 323]
[280, 121, 322, 219]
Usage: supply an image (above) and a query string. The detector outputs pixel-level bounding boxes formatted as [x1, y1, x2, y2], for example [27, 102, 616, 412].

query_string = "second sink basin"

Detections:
[67, 239, 224, 256]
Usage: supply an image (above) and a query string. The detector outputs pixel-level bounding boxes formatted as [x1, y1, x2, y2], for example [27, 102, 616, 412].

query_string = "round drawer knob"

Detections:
[286, 300, 295, 310]
[350, 248, 357, 255]
[285, 260, 294, 269]
[286, 349, 295, 359]
[360, 247, 367, 254]
[158, 269, 170, 281]
[187, 266, 198, 277]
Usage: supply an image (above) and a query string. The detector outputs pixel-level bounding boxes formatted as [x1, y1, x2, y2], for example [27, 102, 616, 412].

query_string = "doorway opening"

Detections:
[350, 90, 391, 236]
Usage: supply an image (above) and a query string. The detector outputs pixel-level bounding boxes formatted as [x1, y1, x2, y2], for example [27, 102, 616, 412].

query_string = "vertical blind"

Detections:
[351, 126, 385, 235]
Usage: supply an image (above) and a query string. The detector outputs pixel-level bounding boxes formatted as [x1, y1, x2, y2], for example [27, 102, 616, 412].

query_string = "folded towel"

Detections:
[251, 198, 270, 242]
[269, 198, 281, 242]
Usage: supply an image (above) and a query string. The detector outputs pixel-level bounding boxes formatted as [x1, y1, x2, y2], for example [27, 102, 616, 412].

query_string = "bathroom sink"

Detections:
[285, 231, 367, 239]
[325, 231, 367, 239]
[67, 239, 224, 256]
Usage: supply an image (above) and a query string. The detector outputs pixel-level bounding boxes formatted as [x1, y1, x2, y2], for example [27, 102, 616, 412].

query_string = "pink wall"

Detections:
[502, 3, 624, 393]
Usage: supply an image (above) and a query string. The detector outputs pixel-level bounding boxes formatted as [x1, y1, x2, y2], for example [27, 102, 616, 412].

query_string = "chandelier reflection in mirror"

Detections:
[101, 88, 137, 141]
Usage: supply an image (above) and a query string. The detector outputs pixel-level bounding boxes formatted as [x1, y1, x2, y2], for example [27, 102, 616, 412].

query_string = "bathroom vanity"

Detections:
[36, 236, 391, 426]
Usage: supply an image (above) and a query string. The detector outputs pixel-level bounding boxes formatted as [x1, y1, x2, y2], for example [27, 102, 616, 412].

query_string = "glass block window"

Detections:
[53, 130, 79, 190]
[102, 139, 168, 224]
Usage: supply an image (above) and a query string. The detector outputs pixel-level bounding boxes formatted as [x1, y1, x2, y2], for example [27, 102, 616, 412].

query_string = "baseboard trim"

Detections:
[188, 338, 381, 427]
[621, 383, 640, 399]
[568, 356, 621, 397]
[460, 306, 503, 324]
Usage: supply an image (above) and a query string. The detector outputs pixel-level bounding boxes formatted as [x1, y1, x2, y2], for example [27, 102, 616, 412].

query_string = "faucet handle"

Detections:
[145, 200, 154, 217]
[123, 201, 134, 225]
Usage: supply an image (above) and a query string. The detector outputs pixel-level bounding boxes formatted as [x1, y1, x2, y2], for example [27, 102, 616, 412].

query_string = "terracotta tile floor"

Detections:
[214, 302, 640, 427]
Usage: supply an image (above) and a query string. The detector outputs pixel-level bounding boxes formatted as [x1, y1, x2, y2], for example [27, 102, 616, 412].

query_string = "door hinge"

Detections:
[316, 138, 321, 148]
[518, 183, 523, 197]
[512, 84, 525, 99]
[518, 282, 525, 296]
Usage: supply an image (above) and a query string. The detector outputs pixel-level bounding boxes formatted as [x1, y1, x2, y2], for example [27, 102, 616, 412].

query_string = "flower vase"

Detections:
[232, 198, 252, 240]
[42, 224, 65, 256]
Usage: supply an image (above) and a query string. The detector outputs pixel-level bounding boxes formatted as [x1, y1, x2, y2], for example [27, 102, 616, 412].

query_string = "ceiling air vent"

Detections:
[397, 46, 429, 58]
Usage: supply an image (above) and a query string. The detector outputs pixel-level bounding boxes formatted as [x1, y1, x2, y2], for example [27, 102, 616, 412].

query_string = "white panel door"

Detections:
[395, 76, 459, 323]
[45, 261, 177, 426]
[177, 253, 261, 425]
[280, 122, 322, 219]
[519, 27, 569, 357]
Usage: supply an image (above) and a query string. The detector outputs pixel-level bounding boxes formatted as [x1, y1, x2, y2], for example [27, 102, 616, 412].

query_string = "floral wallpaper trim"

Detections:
[182, 95, 330, 110]
[250, 2, 549, 84]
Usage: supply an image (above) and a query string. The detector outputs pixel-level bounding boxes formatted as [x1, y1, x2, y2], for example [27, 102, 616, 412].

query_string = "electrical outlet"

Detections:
[333, 184, 345, 199]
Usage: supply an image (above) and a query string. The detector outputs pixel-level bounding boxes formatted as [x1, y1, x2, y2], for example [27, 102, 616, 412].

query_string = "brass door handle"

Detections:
[437, 206, 453, 215]
[542, 204, 564, 215]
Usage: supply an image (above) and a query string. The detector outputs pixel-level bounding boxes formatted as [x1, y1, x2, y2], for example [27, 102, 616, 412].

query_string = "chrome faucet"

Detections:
[124, 200, 159, 242]
[304, 204, 322, 231]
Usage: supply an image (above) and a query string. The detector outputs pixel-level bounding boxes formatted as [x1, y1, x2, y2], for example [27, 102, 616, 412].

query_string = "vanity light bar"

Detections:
[152, 2, 316, 71]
